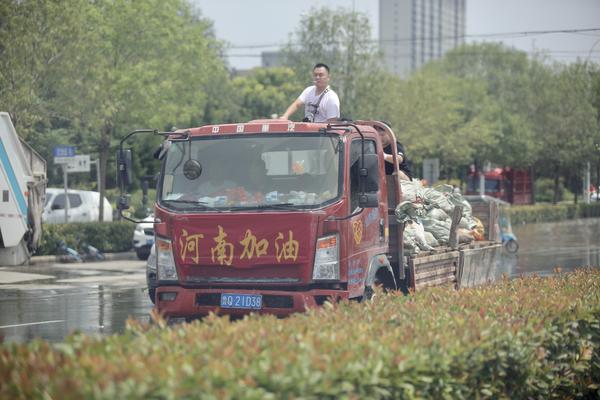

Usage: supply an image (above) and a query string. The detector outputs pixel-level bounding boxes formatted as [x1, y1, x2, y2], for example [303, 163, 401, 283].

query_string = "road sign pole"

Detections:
[63, 167, 70, 223]
[93, 159, 100, 192]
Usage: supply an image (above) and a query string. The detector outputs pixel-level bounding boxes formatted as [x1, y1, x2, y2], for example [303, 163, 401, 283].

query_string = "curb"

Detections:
[30, 251, 138, 264]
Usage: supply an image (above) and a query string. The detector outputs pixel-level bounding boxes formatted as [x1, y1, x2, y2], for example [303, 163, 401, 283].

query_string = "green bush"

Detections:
[1, 269, 599, 399]
[37, 222, 135, 255]
[509, 202, 600, 225]
[534, 177, 573, 203]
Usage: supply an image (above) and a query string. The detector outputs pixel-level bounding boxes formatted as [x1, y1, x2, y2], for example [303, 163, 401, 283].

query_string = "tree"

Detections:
[231, 67, 304, 121]
[386, 67, 497, 178]
[281, 7, 384, 119]
[435, 43, 545, 167]
[0, 0, 89, 137]
[51, 0, 229, 220]
[534, 62, 599, 203]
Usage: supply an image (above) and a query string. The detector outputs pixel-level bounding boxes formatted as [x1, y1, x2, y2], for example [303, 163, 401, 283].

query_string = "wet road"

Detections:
[0, 259, 152, 343]
[1, 218, 599, 344]
[510, 217, 600, 276]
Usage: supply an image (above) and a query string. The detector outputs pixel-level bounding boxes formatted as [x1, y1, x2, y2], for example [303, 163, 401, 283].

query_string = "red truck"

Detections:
[466, 167, 533, 205]
[117, 120, 501, 320]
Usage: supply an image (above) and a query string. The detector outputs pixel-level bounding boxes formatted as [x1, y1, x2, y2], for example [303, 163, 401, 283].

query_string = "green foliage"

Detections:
[232, 67, 304, 120]
[535, 178, 568, 203]
[281, 7, 384, 119]
[509, 202, 600, 224]
[389, 68, 498, 173]
[1, 270, 600, 398]
[435, 43, 543, 167]
[37, 222, 135, 255]
[0, 0, 90, 138]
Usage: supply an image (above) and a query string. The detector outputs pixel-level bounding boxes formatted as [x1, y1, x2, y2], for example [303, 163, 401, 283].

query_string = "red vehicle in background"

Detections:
[466, 166, 533, 205]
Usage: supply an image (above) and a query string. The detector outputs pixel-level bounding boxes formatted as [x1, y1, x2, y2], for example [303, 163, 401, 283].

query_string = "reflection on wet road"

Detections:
[509, 217, 600, 277]
[0, 259, 152, 343]
[1, 218, 599, 344]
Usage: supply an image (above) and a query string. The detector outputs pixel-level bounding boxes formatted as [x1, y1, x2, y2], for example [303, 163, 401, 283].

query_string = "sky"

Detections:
[191, 0, 600, 70]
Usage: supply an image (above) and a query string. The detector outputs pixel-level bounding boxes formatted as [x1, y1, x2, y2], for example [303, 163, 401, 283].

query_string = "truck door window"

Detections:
[349, 139, 378, 212]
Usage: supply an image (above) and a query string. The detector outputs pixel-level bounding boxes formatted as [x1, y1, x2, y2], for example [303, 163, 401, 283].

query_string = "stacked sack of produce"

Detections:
[395, 180, 485, 254]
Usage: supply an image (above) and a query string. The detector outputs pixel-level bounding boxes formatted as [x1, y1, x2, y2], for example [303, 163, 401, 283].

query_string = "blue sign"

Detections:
[53, 146, 76, 157]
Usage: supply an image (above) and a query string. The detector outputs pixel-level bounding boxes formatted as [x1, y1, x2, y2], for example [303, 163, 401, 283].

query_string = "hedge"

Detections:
[509, 202, 600, 225]
[1, 269, 599, 399]
[36, 221, 135, 255]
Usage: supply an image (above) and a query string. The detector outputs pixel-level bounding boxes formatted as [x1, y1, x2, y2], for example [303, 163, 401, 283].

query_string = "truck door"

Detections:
[346, 138, 385, 298]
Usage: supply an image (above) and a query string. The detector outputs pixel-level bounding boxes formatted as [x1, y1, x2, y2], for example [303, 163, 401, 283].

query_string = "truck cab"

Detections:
[121, 120, 404, 318]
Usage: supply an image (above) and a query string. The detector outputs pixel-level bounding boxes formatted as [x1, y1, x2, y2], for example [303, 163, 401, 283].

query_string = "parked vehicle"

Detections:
[0, 112, 46, 265]
[55, 239, 106, 263]
[133, 214, 154, 260]
[465, 195, 518, 254]
[43, 188, 113, 224]
[466, 166, 533, 205]
[117, 120, 502, 319]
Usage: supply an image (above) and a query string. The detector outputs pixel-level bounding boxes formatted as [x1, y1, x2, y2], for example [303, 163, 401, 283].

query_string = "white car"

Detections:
[43, 188, 113, 224]
[133, 214, 154, 260]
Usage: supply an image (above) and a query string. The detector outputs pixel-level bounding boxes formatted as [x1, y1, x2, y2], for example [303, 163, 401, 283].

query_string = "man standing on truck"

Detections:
[280, 63, 340, 122]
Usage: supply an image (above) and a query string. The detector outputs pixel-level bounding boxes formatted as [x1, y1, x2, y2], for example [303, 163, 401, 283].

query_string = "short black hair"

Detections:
[313, 63, 330, 73]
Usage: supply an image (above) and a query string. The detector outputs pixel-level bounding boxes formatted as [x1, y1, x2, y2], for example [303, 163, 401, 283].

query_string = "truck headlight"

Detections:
[156, 238, 178, 281]
[312, 234, 339, 280]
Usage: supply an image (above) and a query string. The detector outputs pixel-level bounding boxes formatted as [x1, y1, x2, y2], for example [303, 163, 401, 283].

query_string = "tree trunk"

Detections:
[98, 122, 112, 222]
[553, 174, 560, 204]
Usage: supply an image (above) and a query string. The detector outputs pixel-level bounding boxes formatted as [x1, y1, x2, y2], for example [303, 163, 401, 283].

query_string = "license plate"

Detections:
[220, 293, 262, 310]
[146, 238, 154, 246]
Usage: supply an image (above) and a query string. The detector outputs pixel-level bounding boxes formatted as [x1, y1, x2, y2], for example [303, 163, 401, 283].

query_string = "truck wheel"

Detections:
[148, 287, 156, 304]
[504, 239, 519, 254]
[136, 247, 150, 260]
[363, 268, 395, 301]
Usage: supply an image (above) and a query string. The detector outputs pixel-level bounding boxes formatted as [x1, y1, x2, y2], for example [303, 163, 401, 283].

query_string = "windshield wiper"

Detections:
[229, 203, 298, 211]
[162, 199, 220, 211]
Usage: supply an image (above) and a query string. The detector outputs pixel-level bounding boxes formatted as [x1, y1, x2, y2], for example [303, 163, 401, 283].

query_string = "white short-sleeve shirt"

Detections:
[298, 85, 340, 122]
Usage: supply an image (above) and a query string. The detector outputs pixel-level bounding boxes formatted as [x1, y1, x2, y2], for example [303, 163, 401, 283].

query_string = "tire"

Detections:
[362, 268, 395, 301]
[148, 287, 156, 304]
[504, 239, 519, 254]
[136, 246, 151, 260]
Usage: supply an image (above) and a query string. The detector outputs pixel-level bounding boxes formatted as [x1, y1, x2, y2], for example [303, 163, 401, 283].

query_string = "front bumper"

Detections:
[155, 286, 349, 318]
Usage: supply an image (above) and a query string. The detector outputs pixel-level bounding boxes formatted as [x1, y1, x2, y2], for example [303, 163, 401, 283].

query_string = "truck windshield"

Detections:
[160, 134, 341, 210]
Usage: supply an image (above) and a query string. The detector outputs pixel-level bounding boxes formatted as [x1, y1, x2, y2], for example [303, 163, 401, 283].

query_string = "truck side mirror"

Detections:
[361, 153, 380, 193]
[358, 153, 379, 208]
[359, 193, 378, 208]
[117, 149, 133, 191]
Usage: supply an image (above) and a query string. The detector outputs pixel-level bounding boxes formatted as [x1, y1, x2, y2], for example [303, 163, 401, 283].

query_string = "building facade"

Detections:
[380, 0, 466, 77]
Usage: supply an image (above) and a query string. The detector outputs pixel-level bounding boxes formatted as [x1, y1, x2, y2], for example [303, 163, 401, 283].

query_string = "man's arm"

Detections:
[281, 98, 304, 120]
